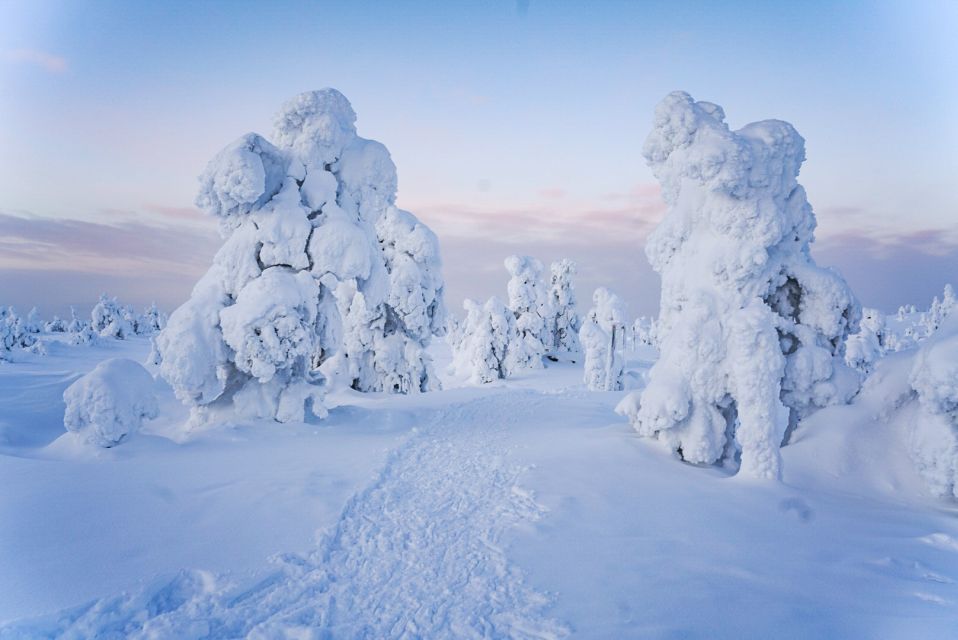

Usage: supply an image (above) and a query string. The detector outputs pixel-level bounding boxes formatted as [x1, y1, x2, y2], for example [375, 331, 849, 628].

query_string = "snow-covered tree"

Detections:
[616, 92, 861, 480]
[45, 315, 66, 333]
[631, 316, 659, 350]
[504, 255, 549, 370]
[450, 297, 516, 384]
[157, 88, 446, 423]
[908, 315, 958, 498]
[91, 295, 119, 333]
[24, 307, 42, 334]
[547, 259, 580, 356]
[63, 358, 158, 447]
[67, 307, 97, 346]
[580, 288, 626, 391]
[0, 307, 36, 357]
[136, 303, 166, 335]
[845, 307, 886, 376]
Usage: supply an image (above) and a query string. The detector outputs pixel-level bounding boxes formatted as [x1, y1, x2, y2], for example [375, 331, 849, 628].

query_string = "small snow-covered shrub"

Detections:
[547, 259, 580, 356]
[580, 288, 626, 391]
[63, 358, 159, 447]
[450, 297, 516, 384]
[504, 255, 549, 370]
[908, 316, 958, 499]
[45, 315, 66, 333]
[617, 92, 861, 480]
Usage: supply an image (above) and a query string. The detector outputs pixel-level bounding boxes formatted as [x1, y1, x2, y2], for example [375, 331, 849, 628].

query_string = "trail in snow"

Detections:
[2, 391, 568, 640]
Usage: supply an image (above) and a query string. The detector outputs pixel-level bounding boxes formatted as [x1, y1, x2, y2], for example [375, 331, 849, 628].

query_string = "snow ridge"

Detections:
[2, 394, 567, 639]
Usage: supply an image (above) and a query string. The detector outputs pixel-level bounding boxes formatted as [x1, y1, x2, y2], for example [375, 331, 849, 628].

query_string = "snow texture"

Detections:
[158, 89, 446, 422]
[580, 288, 626, 391]
[62, 358, 158, 447]
[4, 394, 567, 639]
[618, 91, 861, 480]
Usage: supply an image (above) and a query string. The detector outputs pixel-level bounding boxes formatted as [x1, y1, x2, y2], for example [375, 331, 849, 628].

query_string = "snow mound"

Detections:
[62, 358, 158, 447]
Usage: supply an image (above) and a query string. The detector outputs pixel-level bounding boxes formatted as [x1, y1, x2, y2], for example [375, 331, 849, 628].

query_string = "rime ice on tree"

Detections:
[504, 256, 549, 371]
[547, 259, 580, 356]
[580, 287, 626, 391]
[617, 91, 860, 480]
[157, 89, 445, 423]
[450, 297, 516, 384]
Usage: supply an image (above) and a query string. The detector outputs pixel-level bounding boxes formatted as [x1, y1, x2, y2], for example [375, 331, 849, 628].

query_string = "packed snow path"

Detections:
[2, 392, 568, 639]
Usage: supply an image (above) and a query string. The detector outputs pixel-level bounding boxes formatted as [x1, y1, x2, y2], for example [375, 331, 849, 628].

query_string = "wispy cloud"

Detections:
[4, 48, 68, 74]
[0, 210, 218, 275]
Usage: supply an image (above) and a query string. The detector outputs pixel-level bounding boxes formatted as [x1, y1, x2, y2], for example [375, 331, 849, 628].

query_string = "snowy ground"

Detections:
[2, 338, 958, 638]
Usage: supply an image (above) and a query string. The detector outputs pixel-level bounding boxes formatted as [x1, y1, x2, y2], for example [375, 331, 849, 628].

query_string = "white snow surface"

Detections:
[3, 337, 958, 638]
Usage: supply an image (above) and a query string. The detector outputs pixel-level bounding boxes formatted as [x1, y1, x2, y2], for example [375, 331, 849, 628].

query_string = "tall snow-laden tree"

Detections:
[157, 89, 446, 423]
[547, 259, 580, 356]
[504, 255, 549, 370]
[450, 297, 516, 384]
[616, 92, 861, 480]
[580, 287, 626, 391]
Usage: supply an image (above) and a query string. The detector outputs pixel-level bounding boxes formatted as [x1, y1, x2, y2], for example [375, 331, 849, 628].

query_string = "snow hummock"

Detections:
[618, 91, 861, 480]
[62, 358, 158, 447]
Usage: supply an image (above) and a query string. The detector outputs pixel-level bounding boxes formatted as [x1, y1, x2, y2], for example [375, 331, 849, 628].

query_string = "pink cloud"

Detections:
[5, 49, 68, 73]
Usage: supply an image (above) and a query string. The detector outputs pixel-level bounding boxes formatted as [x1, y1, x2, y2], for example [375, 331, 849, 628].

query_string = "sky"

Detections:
[1, 0, 956, 318]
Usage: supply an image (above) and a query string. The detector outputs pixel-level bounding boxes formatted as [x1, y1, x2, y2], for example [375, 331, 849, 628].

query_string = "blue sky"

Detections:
[1, 0, 956, 316]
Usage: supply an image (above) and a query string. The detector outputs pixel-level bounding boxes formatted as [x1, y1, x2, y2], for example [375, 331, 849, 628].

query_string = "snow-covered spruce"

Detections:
[580, 287, 626, 391]
[547, 259, 581, 356]
[24, 307, 41, 334]
[45, 315, 66, 333]
[450, 297, 516, 384]
[617, 92, 861, 480]
[845, 307, 886, 376]
[0, 307, 36, 359]
[908, 315, 958, 499]
[631, 316, 659, 350]
[136, 302, 167, 335]
[62, 358, 159, 447]
[157, 89, 445, 423]
[504, 255, 549, 370]
[92, 294, 134, 339]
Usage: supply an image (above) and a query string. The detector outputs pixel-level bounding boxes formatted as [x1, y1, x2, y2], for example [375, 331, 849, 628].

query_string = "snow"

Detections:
[62, 358, 158, 447]
[3, 335, 958, 637]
